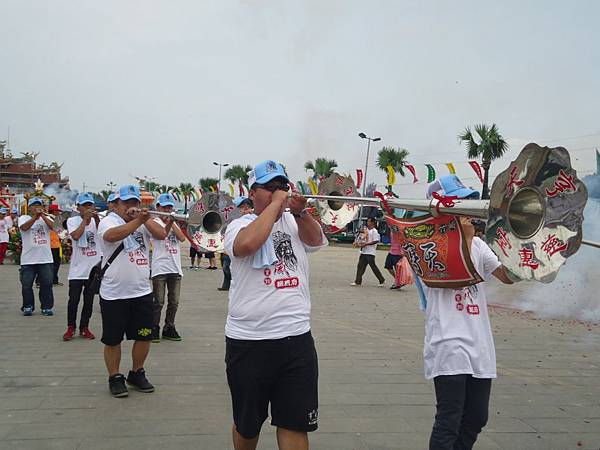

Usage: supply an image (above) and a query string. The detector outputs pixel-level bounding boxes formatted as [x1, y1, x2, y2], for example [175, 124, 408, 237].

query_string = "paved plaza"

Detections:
[1, 244, 599, 450]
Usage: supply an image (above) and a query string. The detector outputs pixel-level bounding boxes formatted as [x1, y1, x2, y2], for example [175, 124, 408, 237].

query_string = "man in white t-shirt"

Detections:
[0, 207, 9, 264]
[97, 184, 167, 398]
[150, 193, 186, 342]
[421, 175, 514, 450]
[351, 217, 385, 286]
[18, 197, 55, 316]
[224, 160, 327, 450]
[63, 193, 102, 341]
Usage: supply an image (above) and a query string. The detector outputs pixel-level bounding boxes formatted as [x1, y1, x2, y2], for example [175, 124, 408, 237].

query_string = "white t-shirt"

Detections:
[66, 217, 103, 280]
[422, 237, 502, 380]
[150, 217, 183, 277]
[18, 215, 53, 265]
[97, 213, 152, 301]
[0, 218, 9, 243]
[224, 211, 328, 340]
[5, 216, 14, 229]
[360, 228, 380, 255]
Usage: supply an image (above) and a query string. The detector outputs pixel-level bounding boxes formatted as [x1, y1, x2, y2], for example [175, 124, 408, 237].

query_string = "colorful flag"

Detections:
[296, 181, 306, 195]
[468, 161, 484, 183]
[404, 164, 418, 183]
[308, 178, 318, 195]
[229, 183, 235, 196]
[426, 164, 436, 183]
[446, 163, 456, 174]
[386, 165, 396, 186]
[356, 169, 363, 190]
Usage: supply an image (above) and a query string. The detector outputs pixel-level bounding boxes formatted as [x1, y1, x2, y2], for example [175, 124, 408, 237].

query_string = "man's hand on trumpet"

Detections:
[126, 207, 151, 224]
[288, 192, 307, 216]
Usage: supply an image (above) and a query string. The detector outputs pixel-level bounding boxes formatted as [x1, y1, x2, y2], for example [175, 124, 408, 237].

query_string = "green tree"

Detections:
[304, 158, 338, 180]
[458, 123, 508, 199]
[157, 184, 174, 194]
[178, 182, 195, 213]
[376, 146, 409, 191]
[224, 165, 252, 191]
[99, 190, 112, 201]
[143, 180, 159, 193]
[198, 177, 219, 192]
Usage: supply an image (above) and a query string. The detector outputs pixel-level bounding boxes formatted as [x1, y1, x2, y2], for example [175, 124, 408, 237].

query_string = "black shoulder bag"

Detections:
[87, 243, 125, 295]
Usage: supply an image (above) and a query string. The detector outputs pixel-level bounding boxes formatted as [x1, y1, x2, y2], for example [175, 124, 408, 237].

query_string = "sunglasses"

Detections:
[256, 183, 290, 193]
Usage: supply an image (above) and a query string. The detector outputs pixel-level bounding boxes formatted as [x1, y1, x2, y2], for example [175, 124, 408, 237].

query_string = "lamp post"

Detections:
[357, 132, 381, 227]
[106, 181, 117, 191]
[213, 161, 229, 192]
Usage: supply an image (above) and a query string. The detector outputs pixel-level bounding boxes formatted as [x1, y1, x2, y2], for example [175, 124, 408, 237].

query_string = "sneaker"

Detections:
[217, 287, 229, 291]
[41, 308, 54, 316]
[162, 327, 182, 341]
[378, 282, 385, 287]
[79, 327, 96, 339]
[22, 306, 34, 316]
[63, 325, 76, 341]
[108, 374, 129, 398]
[151, 326, 160, 343]
[350, 282, 361, 286]
[126, 368, 155, 393]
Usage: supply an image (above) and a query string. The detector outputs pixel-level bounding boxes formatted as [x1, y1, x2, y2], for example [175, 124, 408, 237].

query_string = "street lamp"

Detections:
[357, 132, 382, 227]
[106, 181, 117, 191]
[213, 161, 229, 192]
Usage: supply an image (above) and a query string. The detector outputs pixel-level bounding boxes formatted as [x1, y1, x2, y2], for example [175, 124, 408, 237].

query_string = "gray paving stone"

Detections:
[1, 245, 599, 449]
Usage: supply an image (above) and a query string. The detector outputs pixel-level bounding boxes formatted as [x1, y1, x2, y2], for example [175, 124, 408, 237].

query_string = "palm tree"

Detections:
[157, 184, 173, 194]
[143, 180, 159, 193]
[376, 146, 409, 190]
[178, 182, 195, 213]
[198, 177, 219, 193]
[458, 123, 508, 199]
[224, 165, 252, 192]
[304, 158, 338, 180]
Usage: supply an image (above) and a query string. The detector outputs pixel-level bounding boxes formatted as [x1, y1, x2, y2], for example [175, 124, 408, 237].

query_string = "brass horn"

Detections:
[305, 143, 598, 283]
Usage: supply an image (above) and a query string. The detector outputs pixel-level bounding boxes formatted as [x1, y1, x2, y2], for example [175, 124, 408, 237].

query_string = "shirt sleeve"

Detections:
[224, 216, 252, 258]
[371, 229, 381, 242]
[18, 215, 31, 228]
[66, 217, 80, 235]
[97, 216, 115, 242]
[476, 237, 502, 279]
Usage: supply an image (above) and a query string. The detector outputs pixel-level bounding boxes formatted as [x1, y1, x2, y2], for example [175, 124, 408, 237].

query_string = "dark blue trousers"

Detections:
[20, 263, 55, 311]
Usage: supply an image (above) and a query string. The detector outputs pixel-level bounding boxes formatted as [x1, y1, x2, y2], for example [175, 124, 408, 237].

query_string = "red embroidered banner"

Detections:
[385, 214, 483, 288]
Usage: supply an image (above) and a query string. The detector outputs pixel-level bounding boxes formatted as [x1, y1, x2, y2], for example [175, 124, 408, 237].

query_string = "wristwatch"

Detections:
[292, 208, 309, 219]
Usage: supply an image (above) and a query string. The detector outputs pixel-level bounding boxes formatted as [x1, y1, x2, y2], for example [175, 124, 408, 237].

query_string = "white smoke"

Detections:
[490, 197, 600, 323]
[43, 183, 78, 212]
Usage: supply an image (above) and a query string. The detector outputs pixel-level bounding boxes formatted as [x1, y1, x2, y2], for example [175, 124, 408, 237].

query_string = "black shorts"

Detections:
[190, 247, 200, 258]
[100, 293, 154, 346]
[225, 331, 319, 439]
[201, 252, 215, 259]
[384, 253, 403, 269]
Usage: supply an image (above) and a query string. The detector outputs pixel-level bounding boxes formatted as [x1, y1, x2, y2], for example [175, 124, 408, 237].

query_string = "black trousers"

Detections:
[354, 254, 385, 284]
[221, 254, 231, 289]
[67, 279, 95, 329]
[429, 374, 492, 450]
[51, 248, 61, 284]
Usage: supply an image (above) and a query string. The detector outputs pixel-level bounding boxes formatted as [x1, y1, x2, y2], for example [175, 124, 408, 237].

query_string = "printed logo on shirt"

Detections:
[267, 231, 301, 290]
[454, 285, 480, 315]
[127, 231, 149, 266]
[32, 225, 48, 245]
[82, 231, 98, 256]
[166, 231, 179, 254]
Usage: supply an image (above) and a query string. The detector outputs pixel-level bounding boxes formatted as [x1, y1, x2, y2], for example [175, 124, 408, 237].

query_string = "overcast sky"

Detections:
[1, 0, 599, 198]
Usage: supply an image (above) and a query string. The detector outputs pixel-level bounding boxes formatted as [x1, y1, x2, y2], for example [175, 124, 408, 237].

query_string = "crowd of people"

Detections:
[0, 162, 514, 450]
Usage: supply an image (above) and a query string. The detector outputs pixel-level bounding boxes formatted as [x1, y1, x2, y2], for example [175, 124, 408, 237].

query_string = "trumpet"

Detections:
[302, 143, 598, 283]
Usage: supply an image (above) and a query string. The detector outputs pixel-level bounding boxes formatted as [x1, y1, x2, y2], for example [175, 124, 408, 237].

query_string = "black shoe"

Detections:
[217, 287, 229, 291]
[108, 374, 129, 398]
[126, 368, 155, 393]
[162, 327, 182, 341]
[151, 326, 160, 343]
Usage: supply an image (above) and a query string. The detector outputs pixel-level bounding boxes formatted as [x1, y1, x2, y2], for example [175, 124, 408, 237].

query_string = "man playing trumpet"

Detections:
[63, 192, 102, 341]
[18, 197, 56, 316]
[97, 184, 167, 398]
[224, 160, 327, 450]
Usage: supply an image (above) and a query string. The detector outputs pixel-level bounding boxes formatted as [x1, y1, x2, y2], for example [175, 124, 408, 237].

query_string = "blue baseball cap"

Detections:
[11, 207, 18, 214]
[0, 207, 7, 214]
[156, 193, 175, 207]
[118, 184, 141, 201]
[107, 193, 118, 202]
[427, 175, 480, 200]
[76, 192, 95, 205]
[28, 197, 43, 206]
[233, 196, 252, 207]
[248, 160, 289, 187]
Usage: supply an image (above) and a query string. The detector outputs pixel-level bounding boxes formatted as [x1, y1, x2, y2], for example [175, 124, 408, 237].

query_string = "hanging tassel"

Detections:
[386, 165, 396, 186]
[446, 163, 456, 174]
[468, 161, 484, 183]
[356, 169, 363, 190]
[404, 164, 418, 183]
[425, 164, 436, 183]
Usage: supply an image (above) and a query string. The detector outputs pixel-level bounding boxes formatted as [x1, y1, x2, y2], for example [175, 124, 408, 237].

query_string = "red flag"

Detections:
[404, 164, 418, 183]
[356, 169, 363, 190]
[468, 161, 484, 183]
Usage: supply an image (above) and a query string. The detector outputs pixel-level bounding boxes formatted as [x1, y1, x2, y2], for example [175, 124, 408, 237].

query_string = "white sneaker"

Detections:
[350, 282, 360, 286]
[378, 282, 385, 287]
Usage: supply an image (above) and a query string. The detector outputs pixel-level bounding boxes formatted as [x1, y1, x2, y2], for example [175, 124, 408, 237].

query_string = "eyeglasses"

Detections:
[256, 183, 290, 193]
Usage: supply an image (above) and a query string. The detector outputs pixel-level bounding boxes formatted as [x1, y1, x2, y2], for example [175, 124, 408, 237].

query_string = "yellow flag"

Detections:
[308, 178, 318, 195]
[446, 163, 456, 174]
[229, 184, 235, 196]
[386, 165, 396, 186]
